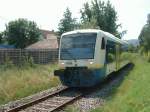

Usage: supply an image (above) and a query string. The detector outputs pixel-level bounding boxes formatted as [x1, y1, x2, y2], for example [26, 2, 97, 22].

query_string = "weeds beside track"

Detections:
[1, 63, 133, 112]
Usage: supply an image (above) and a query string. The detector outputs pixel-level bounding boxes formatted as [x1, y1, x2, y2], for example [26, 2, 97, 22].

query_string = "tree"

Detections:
[58, 8, 77, 35]
[138, 14, 150, 56]
[80, 2, 98, 29]
[5, 18, 41, 48]
[80, 2, 92, 23]
[80, 0, 123, 38]
[128, 44, 138, 53]
[0, 32, 2, 43]
[79, 17, 98, 29]
[0, 31, 6, 44]
[147, 13, 150, 24]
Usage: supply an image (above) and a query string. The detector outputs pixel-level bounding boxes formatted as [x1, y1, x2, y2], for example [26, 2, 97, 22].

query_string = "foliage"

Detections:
[0, 64, 60, 104]
[0, 32, 2, 43]
[120, 52, 137, 62]
[58, 8, 78, 36]
[91, 56, 150, 112]
[128, 44, 138, 53]
[79, 17, 98, 29]
[5, 18, 41, 48]
[0, 55, 36, 70]
[57, 0, 126, 38]
[20, 56, 35, 68]
[80, 2, 98, 29]
[0, 57, 14, 70]
[80, 0, 124, 38]
[0, 31, 6, 44]
[138, 14, 150, 57]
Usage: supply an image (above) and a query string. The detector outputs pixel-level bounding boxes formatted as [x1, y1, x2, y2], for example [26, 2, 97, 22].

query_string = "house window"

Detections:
[101, 37, 105, 49]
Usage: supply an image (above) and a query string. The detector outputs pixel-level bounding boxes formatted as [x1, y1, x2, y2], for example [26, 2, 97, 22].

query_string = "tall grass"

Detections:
[0, 63, 60, 105]
[91, 55, 150, 112]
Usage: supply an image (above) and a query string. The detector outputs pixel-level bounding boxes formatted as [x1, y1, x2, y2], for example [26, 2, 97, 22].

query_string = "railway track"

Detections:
[5, 87, 82, 112]
[2, 63, 133, 112]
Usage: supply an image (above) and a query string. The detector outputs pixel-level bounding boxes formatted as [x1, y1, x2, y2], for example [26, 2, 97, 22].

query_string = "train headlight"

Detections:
[89, 61, 94, 64]
[61, 62, 65, 65]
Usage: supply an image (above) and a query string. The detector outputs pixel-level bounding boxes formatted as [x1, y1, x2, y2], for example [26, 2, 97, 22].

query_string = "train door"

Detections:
[100, 37, 106, 67]
[106, 40, 117, 75]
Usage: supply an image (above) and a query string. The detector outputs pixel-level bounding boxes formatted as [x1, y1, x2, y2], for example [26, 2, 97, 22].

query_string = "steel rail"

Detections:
[50, 94, 82, 112]
[4, 63, 133, 112]
[6, 87, 69, 112]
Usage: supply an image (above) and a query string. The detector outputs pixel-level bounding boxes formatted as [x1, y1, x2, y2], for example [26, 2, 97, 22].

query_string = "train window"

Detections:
[106, 40, 116, 63]
[101, 37, 105, 49]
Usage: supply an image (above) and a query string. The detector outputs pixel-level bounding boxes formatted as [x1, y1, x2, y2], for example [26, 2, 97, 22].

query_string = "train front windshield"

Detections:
[60, 33, 97, 60]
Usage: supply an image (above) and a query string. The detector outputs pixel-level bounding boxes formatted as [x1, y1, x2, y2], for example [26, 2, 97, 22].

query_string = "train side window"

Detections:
[101, 37, 105, 49]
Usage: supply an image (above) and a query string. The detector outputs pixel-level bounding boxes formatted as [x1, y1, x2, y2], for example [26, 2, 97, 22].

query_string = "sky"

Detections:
[0, 0, 149, 40]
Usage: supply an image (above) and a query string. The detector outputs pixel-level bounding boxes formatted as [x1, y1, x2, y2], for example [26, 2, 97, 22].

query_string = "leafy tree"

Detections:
[138, 14, 150, 56]
[5, 18, 41, 48]
[80, 2, 98, 29]
[80, 2, 92, 23]
[0, 31, 6, 44]
[0, 32, 2, 43]
[128, 44, 138, 53]
[80, 0, 124, 38]
[147, 13, 150, 24]
[58, 8, 77, 35]
[80, 17, 98, 29]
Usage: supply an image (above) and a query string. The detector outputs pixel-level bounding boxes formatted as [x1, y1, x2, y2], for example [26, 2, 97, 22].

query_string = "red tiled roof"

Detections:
[26, 39, 58, 49]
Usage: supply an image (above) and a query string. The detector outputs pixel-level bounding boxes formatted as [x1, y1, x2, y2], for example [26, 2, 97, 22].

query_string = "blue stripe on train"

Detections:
[59, 67, 106, 87]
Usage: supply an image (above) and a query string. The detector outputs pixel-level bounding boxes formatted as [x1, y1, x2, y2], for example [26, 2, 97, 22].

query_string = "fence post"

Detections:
[0, 48, 59, 65]
[38, 50, 40, 64]
[20, 49, 21, 64]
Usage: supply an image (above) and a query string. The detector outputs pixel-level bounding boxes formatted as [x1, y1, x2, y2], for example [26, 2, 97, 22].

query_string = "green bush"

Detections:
[0, 57, 14, 70]
[120, 52, 137, 62]
[20, 56, 35, 68]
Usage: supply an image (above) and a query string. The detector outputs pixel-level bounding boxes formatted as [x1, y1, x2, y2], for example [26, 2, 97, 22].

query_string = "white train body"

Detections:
[54, 29, 129, 87]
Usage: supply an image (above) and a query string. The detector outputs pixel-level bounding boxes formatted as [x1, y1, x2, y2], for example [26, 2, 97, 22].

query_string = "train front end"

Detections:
[54, 30, 105, 87]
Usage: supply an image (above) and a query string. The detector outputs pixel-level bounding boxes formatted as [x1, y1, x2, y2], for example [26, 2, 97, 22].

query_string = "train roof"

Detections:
[102, 31, 128, 45]
[62, 29, 128, 45]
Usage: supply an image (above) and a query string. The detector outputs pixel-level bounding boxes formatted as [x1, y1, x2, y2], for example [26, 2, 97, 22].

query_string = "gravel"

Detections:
[64, 65, 132, 112]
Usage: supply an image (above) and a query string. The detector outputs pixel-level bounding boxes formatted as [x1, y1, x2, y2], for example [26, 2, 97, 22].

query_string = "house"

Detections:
[26, 29, 58, 49]
[40, 29, 57, 40]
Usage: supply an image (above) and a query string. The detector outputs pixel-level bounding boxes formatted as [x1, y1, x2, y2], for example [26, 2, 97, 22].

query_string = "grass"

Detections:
[62, 54, 150, 112]
[91, 55, 150, 112]
[1, 54, 150, 112]
[0, 64, 60, 105]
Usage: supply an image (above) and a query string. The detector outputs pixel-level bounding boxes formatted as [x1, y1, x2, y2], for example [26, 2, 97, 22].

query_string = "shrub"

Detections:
[19, 56, 35, 68]
[0, 57, 14, 70]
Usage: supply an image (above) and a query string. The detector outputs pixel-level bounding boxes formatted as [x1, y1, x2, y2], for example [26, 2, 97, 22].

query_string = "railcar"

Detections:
[54, 29, 129, 87]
